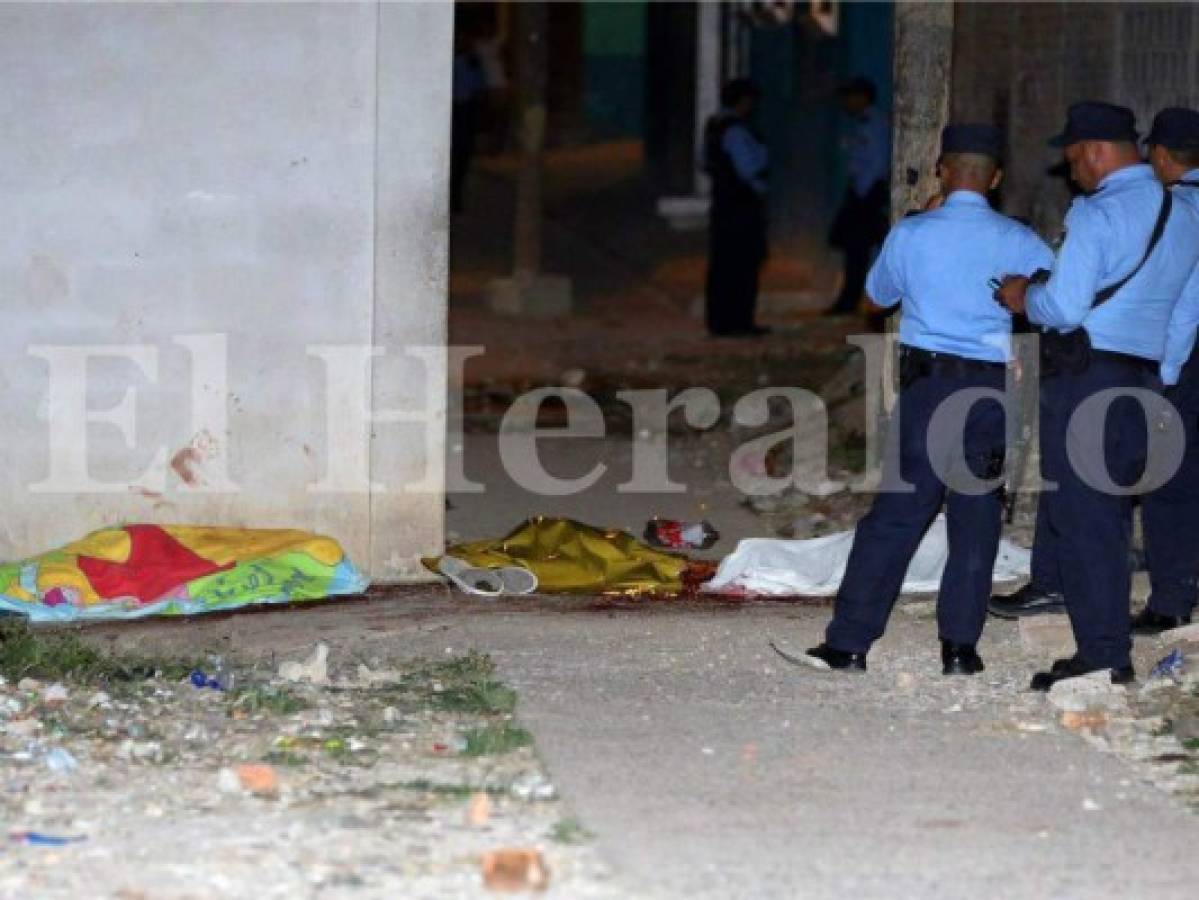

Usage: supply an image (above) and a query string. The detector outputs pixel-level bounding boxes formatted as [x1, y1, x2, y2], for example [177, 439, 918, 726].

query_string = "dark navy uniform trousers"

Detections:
[1036, 354, 1158, 669]
[1143, 346, 1199, 618]
[826, 357, 1007, 653]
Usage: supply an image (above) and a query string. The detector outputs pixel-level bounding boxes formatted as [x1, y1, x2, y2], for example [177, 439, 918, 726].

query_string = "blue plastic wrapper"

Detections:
[10, 832, 86, 847]
[1149, 648, 1185, 681]
[189, 669, 222, 690]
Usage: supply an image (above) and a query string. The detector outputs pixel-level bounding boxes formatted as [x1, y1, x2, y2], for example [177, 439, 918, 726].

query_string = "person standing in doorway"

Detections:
[703, 78, 770, 338]
[826, 77, 890, 316]
[450, 30, 487, 215]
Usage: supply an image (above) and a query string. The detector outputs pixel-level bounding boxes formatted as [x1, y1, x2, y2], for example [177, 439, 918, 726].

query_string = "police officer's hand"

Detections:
[923, 192, 945, 211]
[996, 275, 1029, 315]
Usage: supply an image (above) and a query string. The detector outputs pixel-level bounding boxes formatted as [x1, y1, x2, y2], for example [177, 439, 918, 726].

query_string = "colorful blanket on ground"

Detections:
[0, 525, 369, 622]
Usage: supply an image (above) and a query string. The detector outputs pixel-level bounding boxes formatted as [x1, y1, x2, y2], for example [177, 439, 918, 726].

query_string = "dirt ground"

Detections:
[17, 587, 1195, 900]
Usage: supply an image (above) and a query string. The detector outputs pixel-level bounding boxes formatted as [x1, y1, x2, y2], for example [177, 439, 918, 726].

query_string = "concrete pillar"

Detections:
[865, 1, 954, 472]
[0, 2, 452, 580]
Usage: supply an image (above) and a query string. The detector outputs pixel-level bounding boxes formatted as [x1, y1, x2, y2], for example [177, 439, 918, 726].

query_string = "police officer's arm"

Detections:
[1025, 201, 1105, 328]
[722, 126, 768, 195]
[1019, 227, 1056, 276]
[1161, 262, 1199, 386]
[863, 227, 904, 309]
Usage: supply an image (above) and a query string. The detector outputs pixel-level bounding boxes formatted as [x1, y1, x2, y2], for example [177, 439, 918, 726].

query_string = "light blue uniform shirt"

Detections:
[1027, 164, 1199, 363]
[866, 191, 1054, 363]
[847, 106, 890, 197]
[721, 121, 769, 195]
[1160, 169, 1199, 385]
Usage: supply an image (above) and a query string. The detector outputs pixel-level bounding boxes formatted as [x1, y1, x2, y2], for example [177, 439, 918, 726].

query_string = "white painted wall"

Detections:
[0, 2, 451, 578]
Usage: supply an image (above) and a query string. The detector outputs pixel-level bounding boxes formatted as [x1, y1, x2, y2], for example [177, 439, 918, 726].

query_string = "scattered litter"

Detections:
[768, 640, 832, 671]
[510, 772, 556, 801]
[43, 748, 78, 774]
[235, 763, 280, 798]
[217, 767, 242, 795]
[643, 519, 719, 551]
[190, 669, 223, 691]
[191, 657, 235, 691]
[9, 831, 86, 847]
[1149, 648, 1185, 682]
[86, 691, 111, 709]
[42, 683, 69, 708]
[17, 678, 41, 693]
[1081, 798, 1102, 812]
[480, 848, 550, 893]
[1061, 710, 1108, 731]
[0, 525, 368, 621]
[278, 642, 329, 685]
[705, 514, 1029, 596]
[467, 792, 492, 827]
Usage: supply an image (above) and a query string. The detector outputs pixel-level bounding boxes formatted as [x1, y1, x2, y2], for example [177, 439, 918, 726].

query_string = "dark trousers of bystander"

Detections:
[1038, 353, 1160, 670]
[705, 204, 767, 336]
[1142, 345, 1199, 619]
[825, 357, 1007, 653]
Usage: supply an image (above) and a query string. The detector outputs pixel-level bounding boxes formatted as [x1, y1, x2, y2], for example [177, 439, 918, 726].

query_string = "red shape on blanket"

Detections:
[77, 525, 233, 602]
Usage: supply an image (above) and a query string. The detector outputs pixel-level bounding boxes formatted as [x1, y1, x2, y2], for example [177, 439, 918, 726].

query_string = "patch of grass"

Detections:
[395, 776, 503, 800]
[460, 722, 533, 757]
[389, 652, 518, 715]
[263, 749, 308, 767]
[1183, 737, 1199, 751]
[228, 685, 309, 716]
[0, 621, 195, 684]
[1180, 761, 1199, 776]
[432, 678, 517, 715]
[549, 817, 593, 845]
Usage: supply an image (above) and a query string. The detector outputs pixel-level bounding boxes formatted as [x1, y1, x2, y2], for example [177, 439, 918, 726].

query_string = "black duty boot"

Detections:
[941, 641, 985, 676]
[988, 582, 1066, 619]
[1130, 607, 1192, 636]
[805, 643, 867, 672]
[1029, 655, 1135, 692]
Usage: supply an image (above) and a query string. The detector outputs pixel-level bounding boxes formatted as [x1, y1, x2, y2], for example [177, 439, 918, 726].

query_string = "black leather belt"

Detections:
[1091, 349, 1157, 373]
[899, 345, 1005, 375]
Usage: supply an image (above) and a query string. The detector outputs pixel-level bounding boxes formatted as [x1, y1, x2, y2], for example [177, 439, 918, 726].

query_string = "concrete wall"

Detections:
[0, 2, 451, 578]
[952, 1, 1199, 237]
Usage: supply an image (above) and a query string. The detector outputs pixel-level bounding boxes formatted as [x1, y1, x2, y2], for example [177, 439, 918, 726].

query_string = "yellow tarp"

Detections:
[426, 517, 689, 595]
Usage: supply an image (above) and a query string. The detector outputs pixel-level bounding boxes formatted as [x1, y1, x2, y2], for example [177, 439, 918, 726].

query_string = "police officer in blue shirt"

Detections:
[1138, 107, 1199, 634]
[804, 125, 1054, 674]
[996, 102, 1199, 689]
[703, 79, 770, 337]
[826, 78, 891, 316]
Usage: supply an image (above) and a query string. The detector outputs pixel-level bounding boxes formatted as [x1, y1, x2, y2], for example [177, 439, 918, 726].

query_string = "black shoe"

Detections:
[805, 643, 867, 672]
[1131, 607, 1192, 636]
[941, 641, 985, 676]
[988, 583, 1066, 619]
[1029, 655, 1135, 691]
